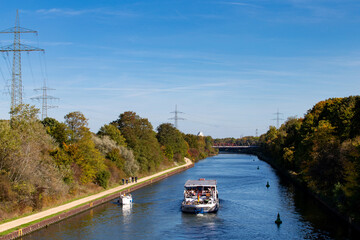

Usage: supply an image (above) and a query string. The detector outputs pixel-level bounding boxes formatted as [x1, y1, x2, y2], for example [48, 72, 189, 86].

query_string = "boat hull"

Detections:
[181, 201, 219, 213]
[119, 196, 132, 205]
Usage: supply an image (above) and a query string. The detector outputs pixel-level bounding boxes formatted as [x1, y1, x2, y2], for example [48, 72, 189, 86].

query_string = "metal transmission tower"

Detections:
[272, 109, 284, 128]
[0, 10, 44, 111]
[169, 104, 185, 129]
[31, 80, 58, 120]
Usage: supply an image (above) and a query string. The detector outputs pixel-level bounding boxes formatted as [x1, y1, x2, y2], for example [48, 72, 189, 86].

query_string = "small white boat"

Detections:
[181, 178, 219, 214]
[119, 193, 133, 205]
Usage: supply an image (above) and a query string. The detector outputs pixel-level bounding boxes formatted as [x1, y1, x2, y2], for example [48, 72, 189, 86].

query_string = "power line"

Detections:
[0, 10, 44, 112]
[169, 104, 185, 129]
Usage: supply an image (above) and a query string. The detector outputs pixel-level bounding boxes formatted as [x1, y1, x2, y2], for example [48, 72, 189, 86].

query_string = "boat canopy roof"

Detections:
[184, 179, 217, 187]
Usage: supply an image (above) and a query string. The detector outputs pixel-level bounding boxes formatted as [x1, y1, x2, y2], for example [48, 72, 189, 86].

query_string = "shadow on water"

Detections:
[276, 174, 360, 240]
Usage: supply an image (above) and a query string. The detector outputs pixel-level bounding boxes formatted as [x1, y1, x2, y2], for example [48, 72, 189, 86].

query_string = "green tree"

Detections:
[114, 112, 164, 173]
[184, 134, 199, 149]
[42, 117, 69, 146]
[97, 124, 127, 147]
[156, 123, 188, 161]
[305, 121, 342, 195]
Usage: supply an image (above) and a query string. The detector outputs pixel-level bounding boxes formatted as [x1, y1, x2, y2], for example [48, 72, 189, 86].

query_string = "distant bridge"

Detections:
[212, 145, 259, 149]
[212, 145, 260, 153]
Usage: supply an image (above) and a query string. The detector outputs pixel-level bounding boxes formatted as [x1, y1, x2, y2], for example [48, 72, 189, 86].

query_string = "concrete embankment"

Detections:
[0, 159, 194, 240]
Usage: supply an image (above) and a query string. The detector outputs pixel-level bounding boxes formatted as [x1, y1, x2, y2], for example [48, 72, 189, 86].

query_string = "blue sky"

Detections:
[1, 0, 360, 138]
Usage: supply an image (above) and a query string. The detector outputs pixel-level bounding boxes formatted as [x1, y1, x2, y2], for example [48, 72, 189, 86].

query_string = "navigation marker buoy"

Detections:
[257, 166, 259, 170]
[266, 181, 270, 188]
[275, 213, 282, 225]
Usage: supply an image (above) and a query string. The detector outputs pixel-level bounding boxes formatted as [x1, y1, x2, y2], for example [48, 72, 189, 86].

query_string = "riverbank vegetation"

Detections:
[0, 106, 216, 221]
[259, 96, 360, 223]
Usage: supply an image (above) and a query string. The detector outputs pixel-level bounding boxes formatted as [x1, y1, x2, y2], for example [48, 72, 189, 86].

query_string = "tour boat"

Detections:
[118, 193, 133, 205]
[181, 178, 219, 214]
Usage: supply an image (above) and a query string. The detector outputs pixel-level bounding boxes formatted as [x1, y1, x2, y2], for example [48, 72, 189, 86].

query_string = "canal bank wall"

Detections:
[235, 148, 360, 233]
[0, 162, 194, 240]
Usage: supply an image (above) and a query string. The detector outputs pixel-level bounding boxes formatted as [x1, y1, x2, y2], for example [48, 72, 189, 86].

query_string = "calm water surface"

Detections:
[23, 154, 359, 239]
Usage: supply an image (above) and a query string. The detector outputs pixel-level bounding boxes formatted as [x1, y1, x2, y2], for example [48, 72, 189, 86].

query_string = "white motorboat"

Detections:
[181, 178, 219, 214]
[119, 193, 133, 205]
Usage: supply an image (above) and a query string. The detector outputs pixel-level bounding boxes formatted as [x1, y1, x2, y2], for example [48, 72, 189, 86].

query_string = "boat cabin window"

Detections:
[184, 186, 215, 197]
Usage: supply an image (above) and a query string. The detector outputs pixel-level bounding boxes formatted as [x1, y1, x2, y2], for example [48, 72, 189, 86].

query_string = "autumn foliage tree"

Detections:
[0, 105, 67, 217]
[183, 133, 216, 161]
[50, 112, 108, 187]
[260, 96, 360, 221]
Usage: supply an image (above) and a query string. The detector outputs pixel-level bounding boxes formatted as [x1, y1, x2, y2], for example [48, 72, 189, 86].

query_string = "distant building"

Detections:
[197, 131, 204, 137]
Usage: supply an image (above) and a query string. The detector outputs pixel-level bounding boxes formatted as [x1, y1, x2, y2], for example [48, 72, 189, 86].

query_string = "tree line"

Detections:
[259, 96, 360, 222]
[214, 136, 259, 146]
[0, 105, 217, 221]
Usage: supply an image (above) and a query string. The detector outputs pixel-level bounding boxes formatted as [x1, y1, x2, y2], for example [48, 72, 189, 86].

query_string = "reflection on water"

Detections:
[23, 154, 360, 240]
[121, 204, 132, 222]
[121, 204, 132, 215]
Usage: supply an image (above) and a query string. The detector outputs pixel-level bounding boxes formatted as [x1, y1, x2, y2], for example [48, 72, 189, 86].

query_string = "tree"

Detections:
[302, 121, 342, 194]
[184, 134, 199, 149]
[156, 123, 188, 161]
[258, 96, 360, 221]
[48, 111, 109, 187]
[183, 133, 213, 161]
[97, 124, 127, 147]
[340, 137, 360, 217]
[64, 111, 88, 141]
[114, 112, 164, 173]
[92, 134, 139, 176]
[1, 104, 67, 204]
[42, 117, 69, 146]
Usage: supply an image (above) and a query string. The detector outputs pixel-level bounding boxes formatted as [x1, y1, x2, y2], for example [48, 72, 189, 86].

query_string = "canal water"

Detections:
[23, 154, 359, 240]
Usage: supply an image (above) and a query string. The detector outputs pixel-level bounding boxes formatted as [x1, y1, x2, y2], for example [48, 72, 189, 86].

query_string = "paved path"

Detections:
[0, 158, 192, 233]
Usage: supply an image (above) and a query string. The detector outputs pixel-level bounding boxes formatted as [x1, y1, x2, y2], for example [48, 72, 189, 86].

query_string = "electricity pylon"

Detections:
[169, 104, 185, 129]
[0, 10, 44, 111]
[31, 80, 58, 120]
[272, 109, 284, 128]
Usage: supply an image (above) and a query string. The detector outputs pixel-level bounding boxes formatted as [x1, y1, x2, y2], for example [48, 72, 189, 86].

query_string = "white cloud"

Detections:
[217, 1, 260, 8]
[36, 8, 137, 18]
[83, 82, 230, 97]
